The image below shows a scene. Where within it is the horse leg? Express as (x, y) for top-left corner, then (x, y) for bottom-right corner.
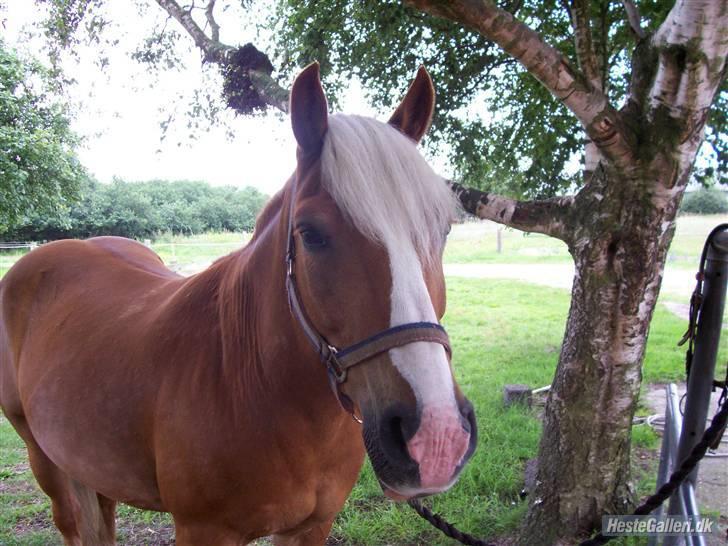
(67, 479), (117, 545)
(272, 517), (335, 546)
(9, 415), (116, 545)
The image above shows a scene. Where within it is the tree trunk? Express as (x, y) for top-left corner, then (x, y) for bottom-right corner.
(520, 165), (682, 543)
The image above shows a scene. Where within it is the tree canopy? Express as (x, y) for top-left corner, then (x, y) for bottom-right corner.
(268, 0), (724, 195)
(0, 39), (86, 232)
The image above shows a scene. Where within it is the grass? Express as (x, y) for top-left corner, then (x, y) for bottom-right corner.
(2, 277), (722, 545)
(149, 231), (252, 266)
(442, 214), (727, 267)
(444, 222), (570, 264)
(667, 214), (728, 267)
(0, 248), (31, 279)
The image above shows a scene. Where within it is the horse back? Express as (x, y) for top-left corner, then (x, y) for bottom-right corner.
(1, 236), (177, 371)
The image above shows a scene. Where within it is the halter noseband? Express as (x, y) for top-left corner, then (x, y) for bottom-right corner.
(284, 179), (452, 420)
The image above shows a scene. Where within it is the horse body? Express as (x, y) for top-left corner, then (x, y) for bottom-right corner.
(0, 65), (476, 545)
(1, 228), (363, 543)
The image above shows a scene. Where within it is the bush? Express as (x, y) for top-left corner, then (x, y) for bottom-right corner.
(680, 188), (728, 214)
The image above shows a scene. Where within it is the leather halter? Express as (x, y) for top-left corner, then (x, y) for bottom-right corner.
(284, 178), (452, 420)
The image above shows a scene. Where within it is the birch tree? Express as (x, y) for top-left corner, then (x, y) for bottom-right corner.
(404, 3), (727, 542)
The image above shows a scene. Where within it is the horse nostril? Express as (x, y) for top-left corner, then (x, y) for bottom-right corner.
(379, 405), (419, 462)
(459, 400), (476, 436)
(388, 416), (406, 448)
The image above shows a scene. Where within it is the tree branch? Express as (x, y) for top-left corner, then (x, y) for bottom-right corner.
(154, 0), (289, 113)
(621, 0), (645, 40)
(205, 0), (220, 43)
(570, 0), (601, 90)
(406, 0), (637, 175)
(157, 0), (220, 59)
(650, 0), (728, 115)
(448, 181), (574, 241)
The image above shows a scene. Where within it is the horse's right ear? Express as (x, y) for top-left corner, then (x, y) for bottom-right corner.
(290, 62), (328, 156)
(388, 66), (435, 144)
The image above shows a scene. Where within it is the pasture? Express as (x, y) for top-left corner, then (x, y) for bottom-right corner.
(0, 214), (726, 545)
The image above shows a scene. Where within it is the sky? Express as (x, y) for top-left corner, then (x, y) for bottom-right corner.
(1, 0), (385, 197)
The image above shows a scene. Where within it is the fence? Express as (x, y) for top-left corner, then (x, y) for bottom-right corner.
(0, 243), (37, 277)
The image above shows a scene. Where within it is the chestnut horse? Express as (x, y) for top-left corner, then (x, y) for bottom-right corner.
(0, 64), (476, 546)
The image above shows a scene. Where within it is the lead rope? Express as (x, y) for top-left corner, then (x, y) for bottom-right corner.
(409, 225), (728, 545)
(407, 499), (496, 546)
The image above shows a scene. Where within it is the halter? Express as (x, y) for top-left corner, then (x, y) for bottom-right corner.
(284, 178), (452, 421)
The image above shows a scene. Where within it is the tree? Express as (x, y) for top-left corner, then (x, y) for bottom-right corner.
(27, 1), (728, 544)
(0, 39), (85, 232)
(680, 187), (728, 214)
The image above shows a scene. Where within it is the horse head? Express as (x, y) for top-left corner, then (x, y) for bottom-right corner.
(286, 63), (477, 501)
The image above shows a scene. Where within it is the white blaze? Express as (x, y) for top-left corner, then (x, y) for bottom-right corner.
(318, 113), (461, 408)
(387, 239), (456, 408)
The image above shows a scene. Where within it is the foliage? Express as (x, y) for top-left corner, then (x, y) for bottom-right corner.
(267, 0), (724, 197)
(27, 1), (726, 197)
(0, 178), (268, 241)
(0, 40), (85, 232)
(679, 187), (728, 215)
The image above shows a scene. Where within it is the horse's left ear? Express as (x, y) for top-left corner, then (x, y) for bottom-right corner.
(290, 62), (329, 156)
(388, 66), (435, 144)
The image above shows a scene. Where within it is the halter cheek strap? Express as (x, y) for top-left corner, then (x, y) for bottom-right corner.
(284, 180), (452, 420)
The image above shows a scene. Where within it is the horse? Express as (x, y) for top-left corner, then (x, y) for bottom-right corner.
(0, 63), (477, 546)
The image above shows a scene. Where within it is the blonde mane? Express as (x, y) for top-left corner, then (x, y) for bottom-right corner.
(320, 114), (458, 262)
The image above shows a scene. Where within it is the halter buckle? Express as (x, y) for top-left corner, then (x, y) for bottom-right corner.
(326, 346), (347, 383)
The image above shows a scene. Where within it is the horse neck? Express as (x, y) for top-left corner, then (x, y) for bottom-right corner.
(213, 183), (343, 421)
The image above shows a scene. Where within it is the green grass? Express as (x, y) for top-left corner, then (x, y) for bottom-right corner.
(668, 214), (728, 267)
(0, 248), (32, 279)
(442, 214), (727, 267)
(2, 278), (719, 545)
(149, 232), (251, 266)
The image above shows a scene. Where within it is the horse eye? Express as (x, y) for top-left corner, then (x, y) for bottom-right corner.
(301, 228), (327, 249)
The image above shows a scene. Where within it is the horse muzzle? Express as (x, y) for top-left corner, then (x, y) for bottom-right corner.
(363, 398), (477, 500)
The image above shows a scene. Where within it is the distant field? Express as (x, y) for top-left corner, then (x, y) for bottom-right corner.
(443, 214), (727, 267)
(2, 214), (724, 277)
(150, 231), (251, 268)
